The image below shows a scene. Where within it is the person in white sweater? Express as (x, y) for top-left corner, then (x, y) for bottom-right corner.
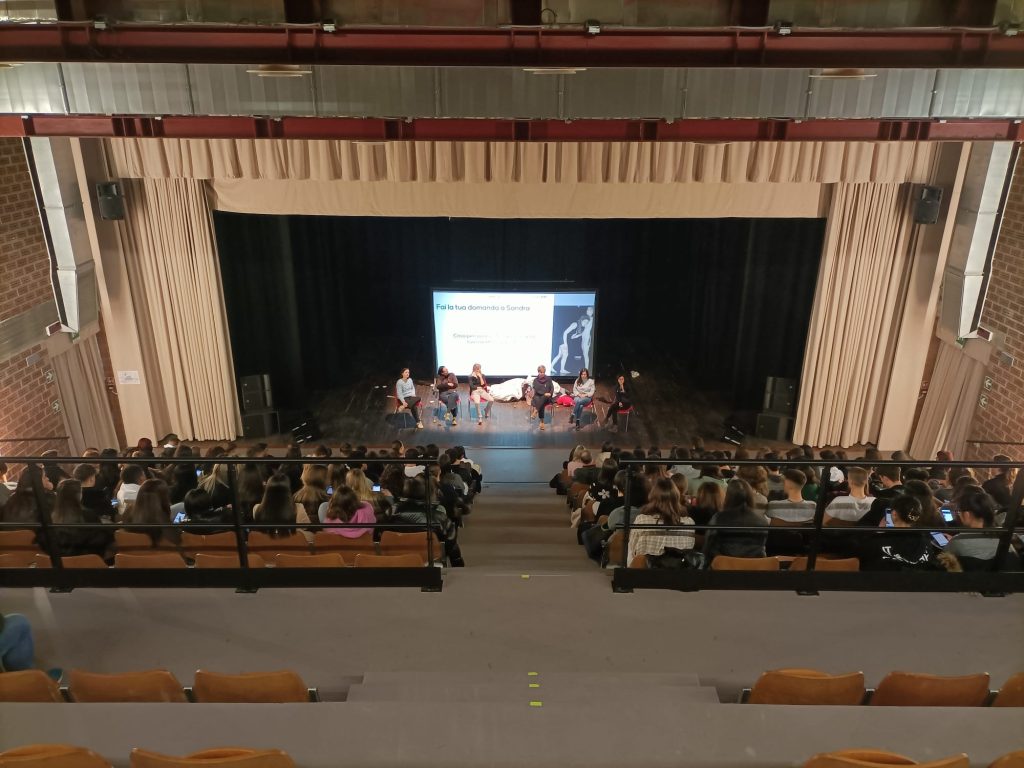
(570, 368), (596, 431)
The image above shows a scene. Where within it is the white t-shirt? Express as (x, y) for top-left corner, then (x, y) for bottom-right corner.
(117, 483), (141, 511)
(825, 494), (875, 522)
(767, 498), (817, 523)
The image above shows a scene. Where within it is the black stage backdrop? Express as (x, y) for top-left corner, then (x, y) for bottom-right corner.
(214, 214), (825, 413)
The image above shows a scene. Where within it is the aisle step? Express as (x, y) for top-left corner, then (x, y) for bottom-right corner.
(345, 681), (720, 704)
(361, 671), (702, 687)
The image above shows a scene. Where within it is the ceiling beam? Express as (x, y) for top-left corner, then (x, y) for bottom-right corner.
(0, 23), (1023, 67)
(1, 115), (1022, 142)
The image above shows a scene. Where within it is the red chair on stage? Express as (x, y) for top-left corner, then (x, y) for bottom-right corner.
(614, 405), (635, 434)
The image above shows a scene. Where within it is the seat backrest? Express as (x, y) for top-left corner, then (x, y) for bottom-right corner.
(193, 553), (264, 569)
(805, 750), (969, 768)
(68, 669), (187, 703)
(628, 554), (648, 568)
(246, 532), (310, 554)
(0, 552), (38, 568)
(114, 530), (176, 552)
(0, 670), (63, 703)
(605, 531), (624, 565)
(313, 531), (376, 555)
(180, 532), (238, 557)
(114, 552), (187, 569)
(790, 557), (860, 571)
(871, 671), (990, 706)
(0, 744), (111, 768)
(274, 552), (346, 568)
(989, 751), (1024, 768)
(353, 553), (424, 568)
(130, 748), (296, 768)
(379, 530), (438, 559)
(0, 530), (40, 552)
(992, 672), (1024, 707)
(192, 670), (309, 703)
(748, 668), (865, 705)
(33, 554), (107, 569)
(711, 555), (780, 571)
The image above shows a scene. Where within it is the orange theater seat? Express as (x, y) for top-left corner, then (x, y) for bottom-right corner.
(870, 671), (990, 707)
(33, 554), (107, 569)
(273, 553), (346, 568)
(192, 670), (310, 703)
(192, 553), (264, 569)
(353, 553), (424, 568)
(711, 555), (780, 571)
(804, 750), (969, 768)
(130, 749), (295, 768)
(0, 744), (111, 768)
(313, 531), (376, 557)
(67, 669), (187, 703)
(748, 669), (865, 705)
(992, 672), (1024, 707)
(0, 670), (63, 703)
(245, 532), (309, 555)
(379, 531), (441, 562)
(180, 532), (239, 558)
(114, 553), (186, 569)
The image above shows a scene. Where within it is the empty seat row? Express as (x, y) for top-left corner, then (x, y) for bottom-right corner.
(743, 669), (1024, 707)
(0, 669), (315, 704)
(0, 745), (294, 768)
(13, 552), (423, 569)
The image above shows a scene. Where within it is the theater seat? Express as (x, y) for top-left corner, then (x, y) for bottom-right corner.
(0, 552), (38, 567)
(711, 555), (780, 571)
(379, 531), (441, 562)
(0, 530), (44, 558)
(804, 750), (969, 768)
(192, 670), (310, 703)
(130, 749), (295, 768)
(245, 532), (310, 555)
(273, 552), (346, 568)
(789, 557), (860, 571)
(870, 671), (990, 707)
(992, 672), (1024, 707)
(180, 532), (239, 559)
(113, 531), (177, 553)
(0, 670), (63, 703)
(313, 531), (375, 557)
(68, 669), (187, 703)
(33, 554), (107, 569)
(193, 553), (264, 569)
(0, 744), (111, 768)
(353, 553), (424, 567)
(990, 751), (1024, 768)
(114, 553), (187, 569)
(747, 669), (865, 705)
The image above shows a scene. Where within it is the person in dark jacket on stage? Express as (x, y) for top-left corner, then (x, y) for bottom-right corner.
(531, 365), (555, 431)
(435, 366), (460, 425)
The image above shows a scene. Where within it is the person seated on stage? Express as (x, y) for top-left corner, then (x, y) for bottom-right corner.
(319, 485), (376, 538)
(254, 472), (313, 542)
(569, 368), (596, 431)
(435, 366), (460, 425)
(388, 476), (464, 566)
(531, 364), (555, 431)
(395, 368), (424, 429)
(571, 450), (600, 486)
(602, 374), (631, 430)
(469, 363), (495, 426)
(706, 479), (769, 560)
(627, 477), (696, 566)
(824, 466), (875, 526)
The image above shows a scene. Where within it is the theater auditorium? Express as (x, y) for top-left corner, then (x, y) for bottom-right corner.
(0, 2), (1023, 767)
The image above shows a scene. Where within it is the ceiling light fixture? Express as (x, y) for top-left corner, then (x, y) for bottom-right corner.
(773, 20), (793, 36)
(809, 68), (878, 79)
(522, 67), (587, 75)
(245, 64), (312, 78)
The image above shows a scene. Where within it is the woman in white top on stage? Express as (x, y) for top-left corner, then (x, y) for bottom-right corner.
(469, 363), (494, 426)
(570, 368), (596, 431)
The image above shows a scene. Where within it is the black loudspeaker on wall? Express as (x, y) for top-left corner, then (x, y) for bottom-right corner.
(96, 181), (125, 221)
(755, 412), (794, 442)
(913, 185), (943, 225)
(240, 374), (273, 412)
(762, 376), (797, 416)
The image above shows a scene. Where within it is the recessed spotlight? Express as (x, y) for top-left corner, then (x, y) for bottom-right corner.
(809, 68), (878, 79)
(245, 64), (312, 78)
(522, 67), (587, 75)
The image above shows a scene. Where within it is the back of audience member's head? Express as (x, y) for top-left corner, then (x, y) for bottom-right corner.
(696, 481), (725, 513)
(256, 473), (297, 535)
(958, 491), (996, 528)
(72, 463), (98, 486)
(891, 450), (910, 462)
(670, 473), (688, 499)
(673, 447), (690, 461)
(642, 477), (682, 525)
(402, 475), (429, 502)
(379, 464), (405, 498)
(312, 444), (332, 458)
(183, 488), (212, 517)
(763, 452), (780, 472)
(126, 479), (172, 543)
(405, 448), (421, 461)
(864, 447), (882, 462)
(902, 480), (941, 526)
(53, 479), (84, 525)
(890, 494), (923, 527)
(300, 464), (328, 491)
(599, 458), (618, 485)
(120, 464), (146, 486)
(947, 466), (974, 486)
(782, 468), (807, 489)
(579, 450), (593, 466)
(846, 466), (869, 488)
(723, 478), (755, 512)
(346, 469), (375, 502)
(903, 467), (929, 482)
(877, 465), (901, 484)
(628, 473), (651, 507)
(601, 441), (614, 454)
(325, 485), (362, 523)
(788, 447), (805, 460)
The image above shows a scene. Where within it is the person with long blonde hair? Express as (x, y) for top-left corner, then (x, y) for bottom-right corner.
(469, 363), (494, 426)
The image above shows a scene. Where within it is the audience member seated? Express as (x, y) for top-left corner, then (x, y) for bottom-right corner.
(122, 478), (179, 546)
(688, 480), (724, 527)
(982, 455), (1015, 516)
(735, 464), (770, 514)
(627, 477), (695, 565)
(293, 464), (329, 525)
(51, 479), (112, 559)
(859, 465), (903, 527)
(1, 464), (54, 547)
(824, 467), (875, 526)
(318, 486), (376, 537)
(197, 464), (234, 509)
(763, 455), (786, 500)
(345, 468), (391, 518)
(0, 462), (10, 509)
(706, 479), (769, 559)
(766, 469), (817, 555)
(282, 444), (303, 493)
(668, 448), (700, 486)
(116, 464), (146, 516)
(179, 488), (234, 534)
(946, 491), (1015, 570)
(386, 476), (464, 566)
(72, 464), (112, 522)
(571, 450), (599, 486)
(902, 479), (944, 527)
(254, 473), (312, 543)
(858, 495), (933, 571)
(582, 472), (651, 563)
(235, 463), (265, 522)
(936, 466), (974, 503)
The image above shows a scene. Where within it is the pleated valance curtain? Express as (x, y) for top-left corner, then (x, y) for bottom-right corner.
(106, 138), (935, 185)
(51, 334), (119, 454)
(909, 339), (989, 459)
(118, 178), (239, 441)
(793, 183), (917, 447)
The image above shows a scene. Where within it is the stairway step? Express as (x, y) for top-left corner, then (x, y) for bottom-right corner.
(361, 670), (702, 687)
(346, 681), (720, 704)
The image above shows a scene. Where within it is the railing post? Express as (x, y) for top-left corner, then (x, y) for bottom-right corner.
(805, 462), (833, 574)
(620, 461), (633, 568)
(991, 462), (1024, 574)
(425, 460), (435, 568)
(226, 462), (250, 570)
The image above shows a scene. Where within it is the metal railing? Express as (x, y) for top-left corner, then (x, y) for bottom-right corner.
(612, 458), (1024, 595)
(0, 455), (450, 592)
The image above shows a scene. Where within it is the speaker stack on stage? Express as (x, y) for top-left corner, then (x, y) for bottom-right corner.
(239, 374), (279, 438)
(755, 376), (796, 442)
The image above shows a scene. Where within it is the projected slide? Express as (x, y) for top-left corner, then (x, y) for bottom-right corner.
(433, 291), (596, 377)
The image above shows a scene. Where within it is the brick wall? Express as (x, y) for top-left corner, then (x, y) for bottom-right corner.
(967, 156), (1024, 461)
(0, 138), (53, 321)
(0, 344), (66, 458)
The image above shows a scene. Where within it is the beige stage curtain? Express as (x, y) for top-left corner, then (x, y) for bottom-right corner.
(209, 179), (829, 218)
(50, 334), (118, 454)
(792, 183), (917, 447)
(118, 178), (239, 441)
(107, 138), (935, 185)
(909, 339), (989, 459)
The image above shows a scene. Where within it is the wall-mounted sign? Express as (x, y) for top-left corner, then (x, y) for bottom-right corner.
(116, 370), (141, 385)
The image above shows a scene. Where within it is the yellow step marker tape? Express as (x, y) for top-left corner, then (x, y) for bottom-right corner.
(529, 701), (543, 707)
(521, 574), (530, 579)
(529, 683), (540, 689)
(527, 672), (539, 677)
